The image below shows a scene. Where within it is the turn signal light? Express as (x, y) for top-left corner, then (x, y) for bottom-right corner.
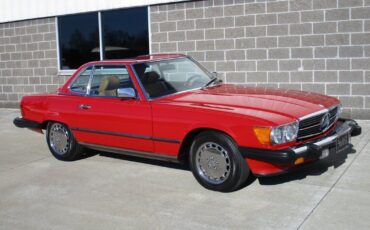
(294, 157), (305, 165)
(253, 127), (271, 145)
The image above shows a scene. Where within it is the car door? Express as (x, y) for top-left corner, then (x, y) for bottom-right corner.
(71, 64), (153, 153)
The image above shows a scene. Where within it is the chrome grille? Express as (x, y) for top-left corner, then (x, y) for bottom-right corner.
(298, 106), (338, 140)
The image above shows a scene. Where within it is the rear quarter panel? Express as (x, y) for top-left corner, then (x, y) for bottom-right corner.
(21, 93), (81, 130)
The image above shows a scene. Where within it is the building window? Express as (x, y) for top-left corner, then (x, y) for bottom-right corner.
(58, 13), (100, 70)
(102, 7), (149, 60)
(57, 7), (149, 71)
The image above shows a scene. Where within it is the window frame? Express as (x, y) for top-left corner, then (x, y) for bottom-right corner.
(68, 64), (140, 100)
(68, 65), (94, 95)
(56, 6), (151, 75)
(130, 57), (214, 101)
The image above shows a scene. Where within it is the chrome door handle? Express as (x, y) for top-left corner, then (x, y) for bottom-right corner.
(79, 104), (91, 110)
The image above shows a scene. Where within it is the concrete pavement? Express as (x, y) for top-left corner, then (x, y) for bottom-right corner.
(0, 109), (369, 230)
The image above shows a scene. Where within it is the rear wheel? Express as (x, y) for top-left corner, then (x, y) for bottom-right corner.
(46, 122), (83, 161)
(189, 131), (250, 192)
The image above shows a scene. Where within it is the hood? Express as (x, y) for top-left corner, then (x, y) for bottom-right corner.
(155, 84), (339, 125)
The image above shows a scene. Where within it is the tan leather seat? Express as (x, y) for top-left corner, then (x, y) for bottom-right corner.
(98, 75), (120, 97)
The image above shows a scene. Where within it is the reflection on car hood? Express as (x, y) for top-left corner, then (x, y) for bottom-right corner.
(155, 84), (339, 122)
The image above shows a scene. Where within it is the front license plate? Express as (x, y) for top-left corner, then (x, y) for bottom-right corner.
(336, 132), (350, 152)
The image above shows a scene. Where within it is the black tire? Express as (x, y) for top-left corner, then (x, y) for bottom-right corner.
(46, 122), (83, 161)
(189, 131), (250, 192)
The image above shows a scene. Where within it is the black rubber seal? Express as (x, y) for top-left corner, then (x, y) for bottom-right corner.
(13, 117), (42, 129)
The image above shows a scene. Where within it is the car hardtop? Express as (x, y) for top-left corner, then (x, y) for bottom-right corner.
(59, 53), (197, 96)
(82, 53), (188, 66)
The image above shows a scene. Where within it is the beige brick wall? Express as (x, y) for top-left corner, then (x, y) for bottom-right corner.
(0, 18), (59, 108)
(1, 0), (370, 119)
(150, 0), (370, 119)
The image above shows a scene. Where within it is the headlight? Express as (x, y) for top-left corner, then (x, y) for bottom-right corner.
(270, 121), (299, 145)
(253, 121), (299, 145)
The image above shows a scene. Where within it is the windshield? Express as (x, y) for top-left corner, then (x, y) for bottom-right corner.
(132, 57), (213, 99)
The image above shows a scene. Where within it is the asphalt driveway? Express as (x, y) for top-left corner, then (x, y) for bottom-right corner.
(0, 109), (369, 230)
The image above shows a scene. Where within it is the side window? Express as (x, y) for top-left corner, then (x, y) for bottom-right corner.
(89, 65), (133, 97)
(69, 66), (92, 94)
(133, 63), (176, 98)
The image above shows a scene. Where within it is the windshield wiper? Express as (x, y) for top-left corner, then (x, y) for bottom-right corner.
(202, 77), (222, 89)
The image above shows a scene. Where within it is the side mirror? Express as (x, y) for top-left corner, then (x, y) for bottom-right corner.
(212, 71), (218, 77)
(117, 87), (136, 99)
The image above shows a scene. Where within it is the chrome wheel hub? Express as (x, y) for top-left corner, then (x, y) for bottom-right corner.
(49, 123), (70, 155)
(195, 142), (231, 184)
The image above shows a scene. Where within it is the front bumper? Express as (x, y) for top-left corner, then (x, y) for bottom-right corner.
(240, 118), (361, 166)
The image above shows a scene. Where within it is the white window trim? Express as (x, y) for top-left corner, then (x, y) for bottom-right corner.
(56, 6), (151, 75)
(148, 6), (151, 55)
(98, 11), (104, 61)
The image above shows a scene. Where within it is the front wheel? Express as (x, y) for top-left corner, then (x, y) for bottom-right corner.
(189, 131), (250, 192)
(46, 122), (83, 161)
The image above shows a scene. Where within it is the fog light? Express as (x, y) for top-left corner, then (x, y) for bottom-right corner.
(294, 157), (305, 165)
(320, 148), (329, 159)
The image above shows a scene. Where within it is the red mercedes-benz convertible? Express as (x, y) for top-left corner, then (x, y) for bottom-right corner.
(14, 54), (361, 192)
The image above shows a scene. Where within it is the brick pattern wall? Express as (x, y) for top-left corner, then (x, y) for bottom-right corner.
(150, 0), (370, 119)
(0, 18), (59, 108)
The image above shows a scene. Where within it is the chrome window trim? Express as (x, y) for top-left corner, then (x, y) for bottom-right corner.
(89, 64), (141, 100)
(86, 65), (95, 95)
(67, 65), (92, 95)
(188, 56), (215, 78)
(134, 55), (187, 64)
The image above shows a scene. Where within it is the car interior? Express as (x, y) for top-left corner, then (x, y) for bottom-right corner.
(97, 75), (120, 97)
(134, 63), (176, 98)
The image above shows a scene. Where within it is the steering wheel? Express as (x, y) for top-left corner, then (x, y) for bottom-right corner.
(185, 74), (204, 87)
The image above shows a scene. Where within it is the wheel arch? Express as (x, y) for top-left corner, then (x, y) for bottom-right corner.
(41, 120), (51, 129)
(41, 119), (69, 130)
(177, 127), (237, 164)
